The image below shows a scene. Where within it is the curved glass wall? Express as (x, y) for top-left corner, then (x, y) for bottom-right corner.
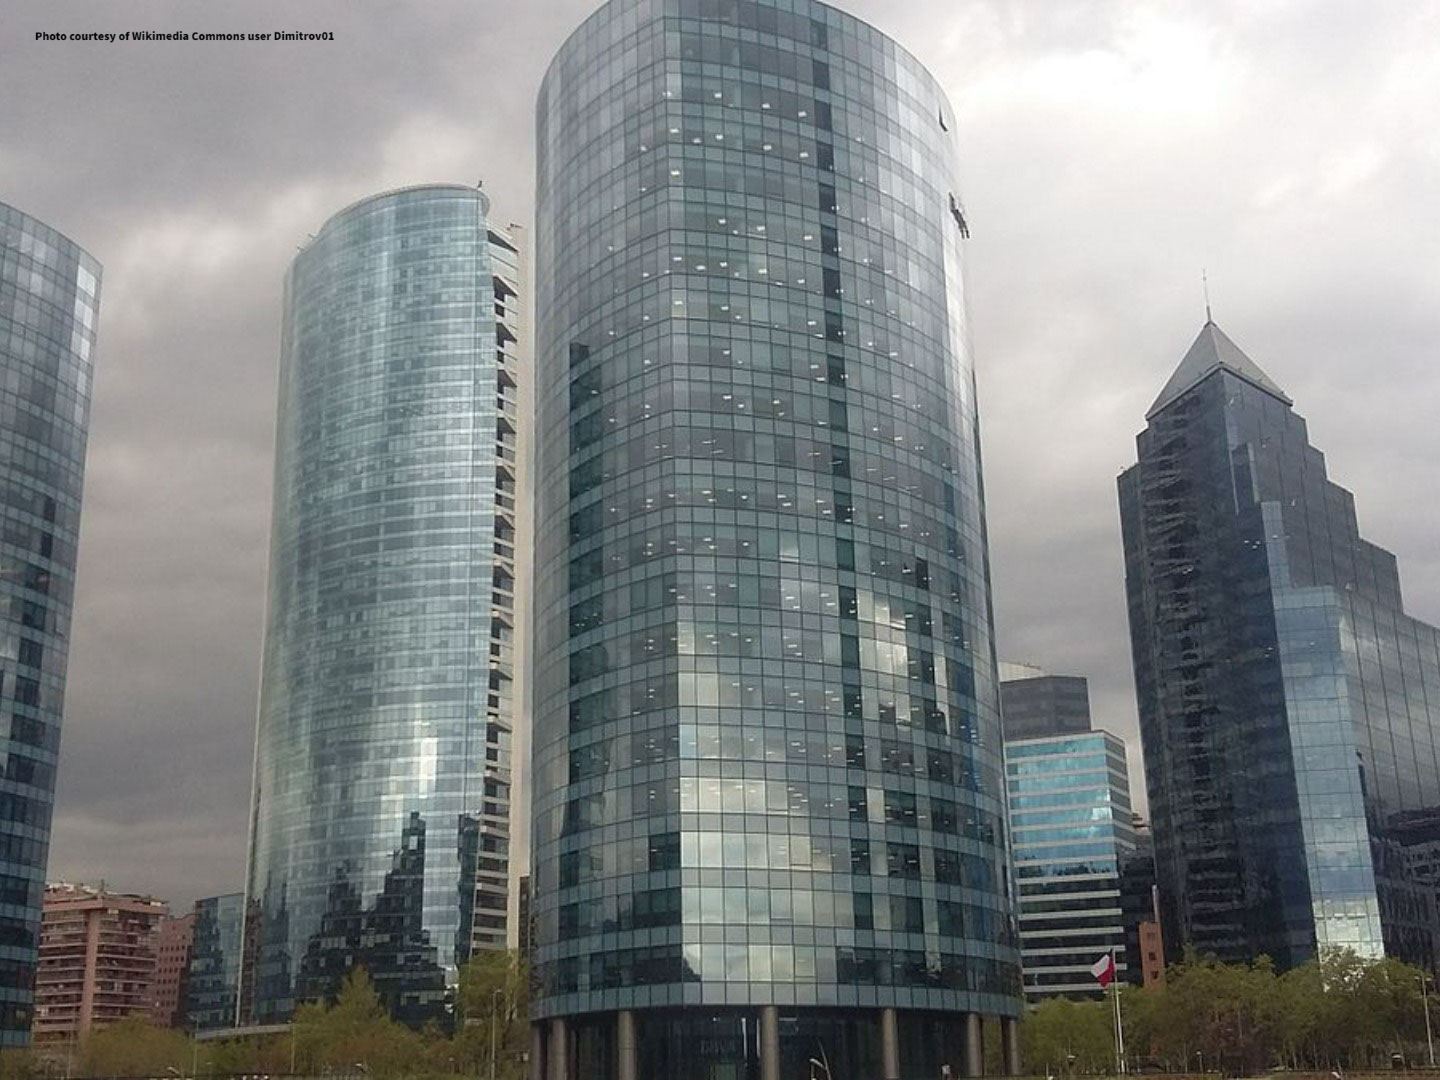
(245, 185), (521, 1025)
(0, 203), (98, 1047)
(532, 1), (1020, 1074)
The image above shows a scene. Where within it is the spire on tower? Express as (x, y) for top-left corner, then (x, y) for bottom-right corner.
(1147, 320), (1291, 419)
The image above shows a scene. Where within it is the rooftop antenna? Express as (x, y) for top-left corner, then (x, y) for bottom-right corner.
(1202, 269), (1213, 323)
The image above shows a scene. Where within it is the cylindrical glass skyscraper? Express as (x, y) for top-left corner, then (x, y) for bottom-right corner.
(244, 185), (523, 1026)
(0, 203), (99, 1048)
(531, 3), (1020, 1077)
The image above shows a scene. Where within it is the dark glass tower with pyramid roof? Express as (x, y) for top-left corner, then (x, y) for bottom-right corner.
(1120, 320), (1440, 970)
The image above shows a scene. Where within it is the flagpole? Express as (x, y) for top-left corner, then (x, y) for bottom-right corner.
(1111, 947), (1126, 1076)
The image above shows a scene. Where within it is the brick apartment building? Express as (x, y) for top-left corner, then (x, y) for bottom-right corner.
(150, 912), (194, 1027)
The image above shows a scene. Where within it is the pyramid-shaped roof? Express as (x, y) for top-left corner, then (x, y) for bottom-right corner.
(1146, 321), (1291, 419)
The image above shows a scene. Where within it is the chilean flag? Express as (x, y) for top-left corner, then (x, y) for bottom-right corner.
(1091, 951), (1117, 988)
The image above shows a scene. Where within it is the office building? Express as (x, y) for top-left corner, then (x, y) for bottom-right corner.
(1000, 668), (1137, 1000)
(998, 663), (1093, 741)
(0, 203), (100, 1047)
(530, 2), (1021, 1077)
(1119, 818), (1165, 988)
(32, 884), (165, 1042)
(1120, 319), (1440, 969)
(243, 185), (525, 1025)
(149, 911), (194, 1027)
(187, 893), (244, 1032)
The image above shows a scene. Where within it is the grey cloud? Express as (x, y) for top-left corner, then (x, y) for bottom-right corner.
(2, 0), (1436, 906)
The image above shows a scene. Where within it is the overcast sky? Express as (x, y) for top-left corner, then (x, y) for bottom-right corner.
(3, 0), (1437, 910)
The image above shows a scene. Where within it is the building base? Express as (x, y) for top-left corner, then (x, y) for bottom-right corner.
(532, 1005), (1018, 1079)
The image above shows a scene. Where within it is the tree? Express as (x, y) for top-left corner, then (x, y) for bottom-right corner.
(0, 1047), (44, 1080)
(79, 1015), (193, 1077)
(294, 966), (420, 1075)
(1352, 954), (1428, 1065)
(1260, 948), (1430, 1069)
(1021, 996), (1114, 1075)
(1113, 946), (1435, 1072)
(1122, 949), (1284, 1074)
(454, 950), (530, 1080)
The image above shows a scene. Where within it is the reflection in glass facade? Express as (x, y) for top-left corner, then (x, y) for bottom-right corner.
(0, 203), (98, 1047)
(531, 2), (1021, 1076)
(244, 186), (523, 1026)
(1121, 320), (1440, 971)
(1006, 730), (1135, 1000)
(188, 893), (244, 1032)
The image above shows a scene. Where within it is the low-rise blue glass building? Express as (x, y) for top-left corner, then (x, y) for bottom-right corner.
(1006, 730), (1136, 999)
(187, 893), (244, 1032)
(1120, 320), (1440, 969)
(0, 203), (99, 1047)
(243, 185), (524, 1025)
(530, 1), (1022, 1077)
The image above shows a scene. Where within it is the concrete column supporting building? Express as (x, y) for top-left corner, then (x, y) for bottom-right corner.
(547, 1017), (568, 1080)
(529, 1023), (545, 1080)
(1002, 1015), (1022, 1076)
(617, 1009), (637, 1080)
(963, 1012), (984, 1078)
(760, 1005), (780, 1080)
(880, 1007), (901, 1079)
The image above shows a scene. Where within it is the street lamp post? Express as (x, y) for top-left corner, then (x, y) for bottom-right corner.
(1421, 972), (1435, 1068)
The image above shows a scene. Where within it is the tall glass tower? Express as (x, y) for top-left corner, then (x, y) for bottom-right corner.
(244, 185), (524, 1025)
(531, 3), (1021, 1077)
(0, 203), (98, 1047)
(1120, 319), (1440, 971)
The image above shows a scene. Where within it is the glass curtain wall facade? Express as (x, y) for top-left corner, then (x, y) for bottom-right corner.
(532, 2), (1021, 1078)
(188, 893), (244, 1032)
(244, 185), (523, 1026)
(1006, 731), (1135, 1000)
(1120, 319), (1440, 970)
(0, 203), (98, 1047)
